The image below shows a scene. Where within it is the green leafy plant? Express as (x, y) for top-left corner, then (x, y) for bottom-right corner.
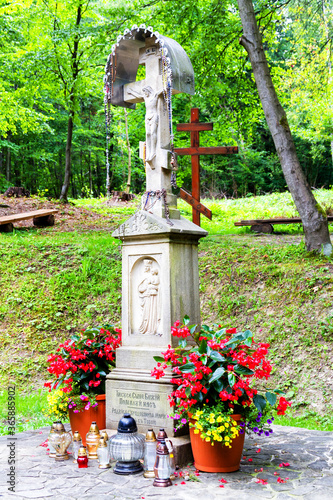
(44, 325), (121, 418)
(152, 317), (291, 445)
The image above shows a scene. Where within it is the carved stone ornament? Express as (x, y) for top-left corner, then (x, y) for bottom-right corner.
(112, 211), (165, 238)
(138, 258), (161, 335)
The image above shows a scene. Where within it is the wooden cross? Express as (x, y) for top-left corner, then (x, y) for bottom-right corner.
(174, 108), (238, 226)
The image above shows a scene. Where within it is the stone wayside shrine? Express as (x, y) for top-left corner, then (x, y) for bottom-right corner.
(104, 25), (207, 438)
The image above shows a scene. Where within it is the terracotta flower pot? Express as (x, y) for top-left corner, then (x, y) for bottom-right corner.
(68, 394), (106, 445)
(189, 414), (245, 472)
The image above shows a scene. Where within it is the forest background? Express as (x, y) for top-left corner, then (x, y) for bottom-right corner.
(1, 0), (333, 200)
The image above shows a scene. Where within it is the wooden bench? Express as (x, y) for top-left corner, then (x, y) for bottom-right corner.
(234, 216), (333, 233)
(0, 209), (58, 232)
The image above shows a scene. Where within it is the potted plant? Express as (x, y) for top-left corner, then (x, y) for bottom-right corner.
(152, 317), (291, 472)
(44, 325), (121, 444)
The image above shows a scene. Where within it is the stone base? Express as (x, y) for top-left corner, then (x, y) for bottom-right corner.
(104, 429), (193, 468)
(106, 372), (186, 437)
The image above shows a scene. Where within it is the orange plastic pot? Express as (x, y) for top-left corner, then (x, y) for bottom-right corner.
(68, 394), (106, 445)
(189, 414), (245, 472)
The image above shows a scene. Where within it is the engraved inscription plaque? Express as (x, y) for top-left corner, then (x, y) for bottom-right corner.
(110, 388), (168, 427)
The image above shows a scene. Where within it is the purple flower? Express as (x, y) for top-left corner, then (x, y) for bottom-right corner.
(267, 419), (272, 424)
(240, 422), (246, 427)
(256, 418), (261, 422)
(265, 431), (270, 436)
(239, 429), (244, 434)
(253, 427), (259, 433)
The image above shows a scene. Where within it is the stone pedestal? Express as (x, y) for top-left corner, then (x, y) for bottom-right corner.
(106, 210), (207, 436)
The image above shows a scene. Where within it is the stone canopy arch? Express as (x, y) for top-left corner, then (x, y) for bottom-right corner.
(104, 24), (195, 109)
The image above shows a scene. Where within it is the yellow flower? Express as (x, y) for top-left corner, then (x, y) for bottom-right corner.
(217, 416), (223, 423)
(194, 429), (200, 434)
(225, 423), (229, 428)
(209, 418), (215, 424)
(207, 430), (211, 436)
(218, 426), (225, 432)
(205, 437), (211, 442)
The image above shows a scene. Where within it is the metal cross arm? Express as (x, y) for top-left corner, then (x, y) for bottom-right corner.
(174, 108), (238, 226)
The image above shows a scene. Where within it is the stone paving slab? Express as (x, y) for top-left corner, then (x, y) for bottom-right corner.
(0, 425), (332, 500)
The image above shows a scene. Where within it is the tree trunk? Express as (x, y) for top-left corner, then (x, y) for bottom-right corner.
(6, 146), (11, 182)
(237, 0), (332, 255)
(59, 2), (82, 203)
(60, 110), (74, 201)
(124, 108), (131, 194)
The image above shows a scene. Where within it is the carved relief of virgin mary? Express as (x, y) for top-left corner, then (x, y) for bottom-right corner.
(138, 259), (161, 335)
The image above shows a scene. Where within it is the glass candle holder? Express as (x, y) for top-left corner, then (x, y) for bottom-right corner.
(97, 437), (111, 468)
(72, 431), (82, 464)
(109, 414), (145, 475)
(153, 439), (172, 487)
(143, 429), (157, 478)
(48, 422), (60, 458)
(48, 422), (72, 461)
(77, 446), (88, 468)
(100, 430), (110, 463)
(157, 429), (175, 480)
(86, 421), (100, 459)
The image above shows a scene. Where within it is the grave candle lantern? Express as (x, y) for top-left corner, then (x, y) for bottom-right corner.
(77, 445), (88, 468)
(97, 437), (111, 468)
(48, 422), (72, 461)
(86, 421), (100, 459)
(109, 414), (145, 475)
(100, 430), (111, 463)
(143, 429), (157, 478)
(157, 428), (175, 480)
(47, 422), (60, 458)
(72, 431), (82, 463)
(153, 439), (172, 487)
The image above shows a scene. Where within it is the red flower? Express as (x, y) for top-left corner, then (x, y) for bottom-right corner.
(277, 397), (292, 415)
(256, 478), (267, 485)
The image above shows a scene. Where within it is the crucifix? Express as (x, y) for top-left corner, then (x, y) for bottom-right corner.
(122, 39), (175, 197)
(174, 108), (239, 226)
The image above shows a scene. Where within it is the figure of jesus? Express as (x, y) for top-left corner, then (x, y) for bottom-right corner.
(126, 85), (163, 166)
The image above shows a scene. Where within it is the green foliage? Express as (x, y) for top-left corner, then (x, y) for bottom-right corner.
(0, 389), (52, 435)
(1, 0), (333, 198)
